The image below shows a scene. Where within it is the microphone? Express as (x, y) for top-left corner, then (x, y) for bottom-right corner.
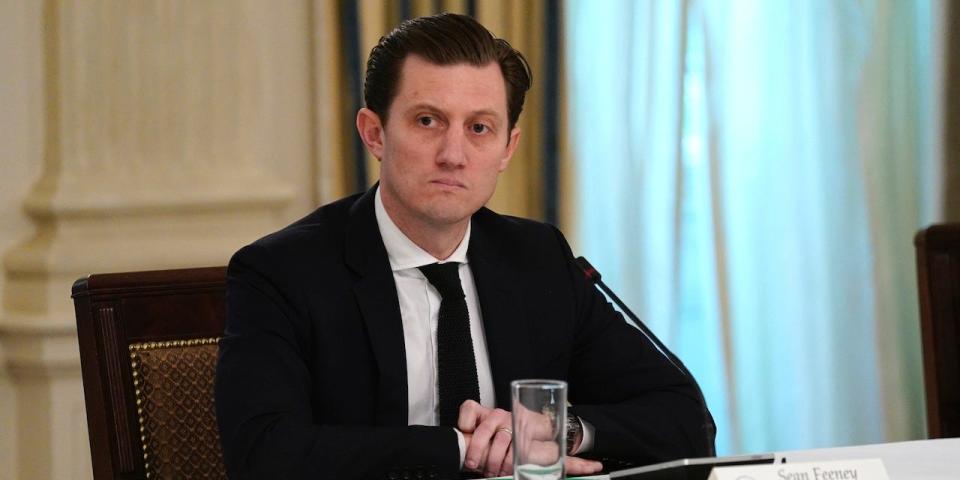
(574, 256), (717, 457)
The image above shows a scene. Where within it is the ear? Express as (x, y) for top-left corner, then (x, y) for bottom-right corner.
(356, 108), (385, 160)
(498, 127), (521, 172)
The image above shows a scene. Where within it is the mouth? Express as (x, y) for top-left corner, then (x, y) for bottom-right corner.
(430, 178), (466, 189)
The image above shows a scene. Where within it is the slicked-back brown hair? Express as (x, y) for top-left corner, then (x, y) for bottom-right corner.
(363, 13), (532, 131)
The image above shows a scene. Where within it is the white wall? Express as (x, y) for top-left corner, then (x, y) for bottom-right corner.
(0, 1), (45, 478)
(0, 1), (318, 478)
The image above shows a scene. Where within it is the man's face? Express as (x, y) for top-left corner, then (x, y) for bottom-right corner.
(357, 55), (520, 234)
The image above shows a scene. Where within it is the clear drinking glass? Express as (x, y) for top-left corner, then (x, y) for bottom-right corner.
(511, 379), (567, 480)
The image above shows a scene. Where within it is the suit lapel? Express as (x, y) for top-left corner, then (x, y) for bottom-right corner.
(345, 187), (408, 426)
(469, 212), (536, 409)
(344, 193), (536, 419)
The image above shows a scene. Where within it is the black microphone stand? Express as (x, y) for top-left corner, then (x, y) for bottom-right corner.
(575, 256), (717, 457)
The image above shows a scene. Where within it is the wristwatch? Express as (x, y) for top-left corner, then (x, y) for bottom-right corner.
(566, 414), (583, 454)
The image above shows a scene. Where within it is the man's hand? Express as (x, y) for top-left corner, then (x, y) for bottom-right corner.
(566, 456), (605, 476)
(458, 400), (513, 477)
(457, 400), (603, 477)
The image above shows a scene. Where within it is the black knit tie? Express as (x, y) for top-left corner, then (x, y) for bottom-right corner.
(418, 262), (480, 427)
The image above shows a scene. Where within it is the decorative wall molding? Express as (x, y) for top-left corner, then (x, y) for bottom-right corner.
(0, 1), (311, 478)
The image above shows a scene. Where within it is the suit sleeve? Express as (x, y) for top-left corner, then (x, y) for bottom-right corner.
(215, 244), (461, 480)
(549, 228), (716, 464)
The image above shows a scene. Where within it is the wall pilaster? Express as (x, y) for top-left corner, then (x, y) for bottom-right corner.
(0, 1), (311, 478)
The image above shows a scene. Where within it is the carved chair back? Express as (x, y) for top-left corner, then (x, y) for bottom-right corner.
(73, 267), (228, 479)
(915, 224), (960, 438)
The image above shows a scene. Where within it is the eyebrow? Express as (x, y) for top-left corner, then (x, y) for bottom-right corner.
(406, 103), (502, 119)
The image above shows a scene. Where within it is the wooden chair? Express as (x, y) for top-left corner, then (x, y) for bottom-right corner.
(915, 224), (960, 438)
(72, 267), (228, 479)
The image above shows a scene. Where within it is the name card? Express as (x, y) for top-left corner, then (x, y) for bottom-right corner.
(708, 458), (888, 480)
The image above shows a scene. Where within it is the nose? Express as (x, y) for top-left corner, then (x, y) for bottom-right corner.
(436, 127), (467, 168)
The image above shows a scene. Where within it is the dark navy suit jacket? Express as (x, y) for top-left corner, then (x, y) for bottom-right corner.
(215, 187), (711, 479)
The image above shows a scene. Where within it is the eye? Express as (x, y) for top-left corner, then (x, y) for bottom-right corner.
(417, 116), (435, 127)
(470, 123), (489, 134)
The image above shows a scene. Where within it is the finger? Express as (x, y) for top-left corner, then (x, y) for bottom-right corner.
(513, 406), (557, 441)
(457, 399), (486, 433)
(528, 411), (556, 440)
(469, 408), (510, 453)
(461, 432), (488, 473)
(464, 408), (511, 471)
(484, 428), (512, 477)
(462, 439), (486, 472)
(524, 439), (561, 465)
(566, 456), (604, 475)
(499, 444), (514, 477)
(463, 422), (489, 471)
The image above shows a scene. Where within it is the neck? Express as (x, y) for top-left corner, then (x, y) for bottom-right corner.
(403, 220), (468, 261)
(381, 199), (468, 262)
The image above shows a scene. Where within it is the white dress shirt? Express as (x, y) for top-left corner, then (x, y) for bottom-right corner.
(374, 188), (496, 463)
(374, 187), (593, 461)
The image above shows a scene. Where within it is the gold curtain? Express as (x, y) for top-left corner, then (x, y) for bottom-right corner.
(310, 0), (563, 223)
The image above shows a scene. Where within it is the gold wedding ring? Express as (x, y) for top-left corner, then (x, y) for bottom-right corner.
(496, 427), (513, 436)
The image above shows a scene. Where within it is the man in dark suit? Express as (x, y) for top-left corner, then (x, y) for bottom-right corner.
(216, 13), (713, 480)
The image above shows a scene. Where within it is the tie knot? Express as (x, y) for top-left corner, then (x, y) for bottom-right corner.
(418, 262), (463, 297)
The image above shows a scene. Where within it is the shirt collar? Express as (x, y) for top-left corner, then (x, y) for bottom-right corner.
(375, 186), (470, 272)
